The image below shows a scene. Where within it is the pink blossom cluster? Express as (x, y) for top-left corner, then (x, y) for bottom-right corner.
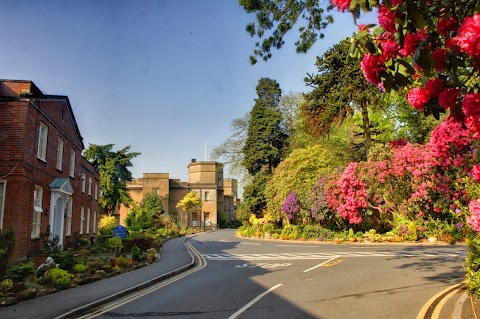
(329, 0), (480, 135)
(323, 119), (475, 225)
(468, 199), (480, 232)
(335, 162), (367, 224)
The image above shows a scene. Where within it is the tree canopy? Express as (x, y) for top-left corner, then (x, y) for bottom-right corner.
(243, 78), (288, 175)
(84, 144), (140, 215)
(176, 191), (202, 213)
(239, 0), (335, 64)
(303, 37), (381, 159)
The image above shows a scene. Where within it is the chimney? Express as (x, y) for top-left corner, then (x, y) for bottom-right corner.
(191, 158), (196, 163)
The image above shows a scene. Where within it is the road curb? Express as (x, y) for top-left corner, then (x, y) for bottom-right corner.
(416, 283), (464, 319)
(54, 236), (196, 319)
(236, 234), (457, 246)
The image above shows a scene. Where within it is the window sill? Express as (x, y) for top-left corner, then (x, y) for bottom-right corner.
(30, 236), (40, 240)
(37, 157), (47, 163)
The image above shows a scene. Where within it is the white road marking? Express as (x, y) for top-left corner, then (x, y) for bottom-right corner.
(228, 284), (283, 319)
(303, 256), (340, 273)
(240, 242), (262, 245)
(203, 251), (465, 261)
(235, 263), (292, 269)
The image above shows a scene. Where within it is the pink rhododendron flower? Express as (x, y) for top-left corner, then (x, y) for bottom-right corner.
(391, 0), (403, 5)
(380, 38), (399, 58)
(433, 48), (448, 72)
(456, 14), (480, 58)
(378, 5), (396, 32)
(360, 53), (386, 85)
(407, 87), (429, 110)
(462, 93), (480, 118)
(400, 31), (427, 57)
(425, 78), (445, 98)
(437, 17), (457, 36)
(468, 199), (480, 233)
(472, 165), (480, 182)
(332, 0), (351, 12)
(438, 88), (460, 110)
(445, 38), (459, 51)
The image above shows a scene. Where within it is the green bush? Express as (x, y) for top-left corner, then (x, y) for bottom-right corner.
(301, 224), (334, 240)
(131, 245), (141, 261)
(71, 263), (89, 274)
(48, 268), (73, 289)
(80, 238), (91, 246)
(107, 237), (124, 250)
(115, 256), (130, 268)
(51, 251), (75, 271)
(7, 262), (36, 282)
(281, 225), (302, 239)
(0, 227), (15, 276)
(124, 237), (153, 252)
(86, 258), (105, 272)
(0, 227), (15, 272)
(0, 278), (14, 294)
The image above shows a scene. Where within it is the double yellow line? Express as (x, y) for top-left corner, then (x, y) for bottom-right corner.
(77, 241), (207, 319)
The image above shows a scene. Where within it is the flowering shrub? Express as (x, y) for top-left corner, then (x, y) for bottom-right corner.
(265, 145), (347, 222)
(322, 119), (475, 229)
(281, 191), (301, 220)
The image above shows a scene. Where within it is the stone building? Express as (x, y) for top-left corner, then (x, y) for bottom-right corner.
(0, 80), (100, 261)
(119, 160), (238, 229)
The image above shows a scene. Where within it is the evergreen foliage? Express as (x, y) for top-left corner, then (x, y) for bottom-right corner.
(243, 78), (288, 175)
(84, 144), (140, 215)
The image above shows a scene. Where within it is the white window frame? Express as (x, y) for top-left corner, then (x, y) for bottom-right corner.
(88, 177), (92, 196)
(32, 185), (43, 238)
(0, 180), (6, 230)
(37, 122), (48, 161)
(86, 208), (91, 234)
(80, 206), (84, 234)
(94, 184), (98, 200)
(56, 138), (64, 170)
(70, 150), (76, 177)
(93, 211), (97, 233)
(66, 197), (73, 236)
(81, 175), (86, 193)
(204, 191), (209, 201)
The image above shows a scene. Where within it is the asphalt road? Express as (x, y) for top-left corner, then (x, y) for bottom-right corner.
(76, 230), (467, 319)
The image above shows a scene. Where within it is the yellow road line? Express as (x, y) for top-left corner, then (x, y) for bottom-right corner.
(416, 283), (463, 319)
(77, 241), (207, 319)
(431, 286), (462, 319)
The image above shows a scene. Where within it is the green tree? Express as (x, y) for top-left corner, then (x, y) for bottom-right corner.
(142, 191), (164, 226)
(243, 171), (270, 215)
(239, 0), (335, 64)
(242, 78), (289, 215)
(243, 78), (288, 175)
(84, 144), (140, 215)
(125, 191), (164, 230)
(176, 192), (202, 213)
(302, 38), (381, 160)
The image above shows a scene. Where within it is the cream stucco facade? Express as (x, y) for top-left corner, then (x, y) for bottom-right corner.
(118, 160), (237, 229)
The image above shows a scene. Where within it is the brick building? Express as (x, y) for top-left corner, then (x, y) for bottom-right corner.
(119, 160), (238, 229)
(0, 80), (100, 261)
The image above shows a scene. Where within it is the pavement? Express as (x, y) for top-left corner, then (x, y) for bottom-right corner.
(0, 236), (195, 319)
(0, 233), (478, 319)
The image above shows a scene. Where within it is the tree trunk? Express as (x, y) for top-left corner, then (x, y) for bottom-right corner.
(361, 100), (372, 161)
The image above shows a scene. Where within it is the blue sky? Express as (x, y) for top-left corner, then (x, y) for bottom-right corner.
(0, 1), (372, 182)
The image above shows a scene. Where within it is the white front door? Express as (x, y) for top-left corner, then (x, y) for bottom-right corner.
(49, 192), (69, 248)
